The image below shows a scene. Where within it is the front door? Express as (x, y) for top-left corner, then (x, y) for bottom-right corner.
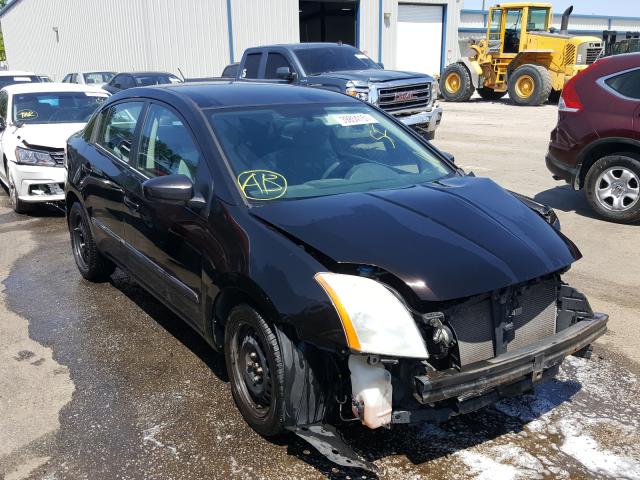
(121, 102), (209, 328)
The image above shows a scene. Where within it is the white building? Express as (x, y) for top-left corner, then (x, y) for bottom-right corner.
(0, 0), (463, 81)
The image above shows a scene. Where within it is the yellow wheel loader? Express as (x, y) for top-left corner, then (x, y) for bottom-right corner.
(441, 3), (603, 106)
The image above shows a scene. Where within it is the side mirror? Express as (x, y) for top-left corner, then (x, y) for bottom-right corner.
(0, 117), (6, 131)
(142, 174), (193, 204)
(276, 66), (297, 82)
(377, 62), (385, 69)
(442, 151), (455, 163)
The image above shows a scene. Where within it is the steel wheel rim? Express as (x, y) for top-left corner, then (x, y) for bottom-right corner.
(71, 213), (90, 269)
(445, 72), (461, 94)
(515, 75), (535, 98)
(595, 166), (640, 212)
(231, 323), (273, 416)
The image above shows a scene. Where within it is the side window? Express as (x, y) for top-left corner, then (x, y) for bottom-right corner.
(264, 53), (293, 79)
(70, 74), (78, 83)
(96, 102), (143, 163)
(136, 104), (200, 180)
(605, 69), (640, 99)
(121, 75), (135, 89)
(241, 53), (261, 79)
(0, 92), (7, 119)
(111, 74), (125, 88)
(62, 74), (71, 83)
(503, 9), (522, 53)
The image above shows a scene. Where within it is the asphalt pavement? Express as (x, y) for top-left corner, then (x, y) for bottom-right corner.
(1, 98), (639, 480)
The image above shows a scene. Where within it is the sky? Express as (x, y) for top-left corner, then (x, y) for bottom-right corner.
(463, 0), (640, 17)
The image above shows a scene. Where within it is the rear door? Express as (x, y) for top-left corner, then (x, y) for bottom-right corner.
(120, 101), (210, 328)
(83, 100), (145, 258)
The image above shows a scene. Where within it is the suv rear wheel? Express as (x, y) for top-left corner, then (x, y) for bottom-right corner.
(585, 154), (640, 224)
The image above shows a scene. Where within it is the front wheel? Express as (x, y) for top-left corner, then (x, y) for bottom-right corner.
(439, 63), (474, 102)
(584, 154), (640, 224)
(8, 174), (29, 214)
(68, 202), (116, 281)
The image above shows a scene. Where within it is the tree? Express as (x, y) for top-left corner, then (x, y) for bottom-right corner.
(0, 0), (7, 62)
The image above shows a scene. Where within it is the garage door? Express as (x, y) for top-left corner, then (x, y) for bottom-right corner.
(396, 4), (443, 76)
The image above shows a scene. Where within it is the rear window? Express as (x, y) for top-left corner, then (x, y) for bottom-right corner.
(134, 74), (182, 86)
(241, 53), (261, 79)
(12, 91), (108, 124)
(0, 75), (41, 88)
(605, 68), (640, 99)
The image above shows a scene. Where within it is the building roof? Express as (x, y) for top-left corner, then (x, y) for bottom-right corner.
(2, 82), (108, 95)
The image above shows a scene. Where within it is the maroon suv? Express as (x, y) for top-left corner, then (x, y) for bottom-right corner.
(546, 53), (640, 223)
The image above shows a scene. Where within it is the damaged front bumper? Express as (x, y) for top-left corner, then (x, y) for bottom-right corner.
(396, 313), (607, 424)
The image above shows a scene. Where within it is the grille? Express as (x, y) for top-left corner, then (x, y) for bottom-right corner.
(585, 47), (601, 64)
(446, 279), (558, 367)
(377, 83), (431, 113)
(49, 151), (65, 166)
(564, 44), (576, 66)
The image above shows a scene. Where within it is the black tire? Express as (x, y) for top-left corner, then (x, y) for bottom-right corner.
(224, 305), (326, 437)
(424, 131), (435, 141)
(548, 89), (561, 104)
(8, 174), (30, 214)
(439, 63), (474, 102)
(584, 154), (640, 224)
(477, 87), (507, 101)
(68, 202), (116, 281)
(507, 64), (552, 106)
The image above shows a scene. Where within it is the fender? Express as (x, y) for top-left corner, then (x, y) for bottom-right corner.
(459, 58), (483, 89)
(575, 136), (640, 188)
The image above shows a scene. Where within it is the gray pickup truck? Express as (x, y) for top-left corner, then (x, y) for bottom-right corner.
(230, 42), (443, 139)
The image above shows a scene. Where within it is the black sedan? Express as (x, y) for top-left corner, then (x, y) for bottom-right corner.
(102, 71), (182, 94)
(65, 82), (607, 470)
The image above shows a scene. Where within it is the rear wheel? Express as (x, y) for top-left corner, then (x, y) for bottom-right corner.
(507, 64), (552, 106)
(68, 202), (116, 281)
(476, 87), (507, 101)
(585, 154), (640, 224)
(440, 63), (474, 102)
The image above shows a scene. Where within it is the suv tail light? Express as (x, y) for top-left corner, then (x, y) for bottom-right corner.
(559, 74), (583, 113)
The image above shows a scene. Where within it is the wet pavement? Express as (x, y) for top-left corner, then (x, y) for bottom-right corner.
(1, 196), (639, 480)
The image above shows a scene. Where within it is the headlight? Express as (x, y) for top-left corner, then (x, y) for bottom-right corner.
(315, 272), (428, 358)
(345, 81), (369, 102)
(15, 146), (56, 166)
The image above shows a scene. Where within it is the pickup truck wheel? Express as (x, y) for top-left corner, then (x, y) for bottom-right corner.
(585, 154), (640, 224)
(440, 63), (474, 102)
(477, 87), (507, 100)
(507, 64), (552, 106)
(225, 305), (326, 437)
(68, 202), (116, 281)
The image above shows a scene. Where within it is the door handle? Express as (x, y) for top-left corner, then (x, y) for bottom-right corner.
(123, 196), (140, 212)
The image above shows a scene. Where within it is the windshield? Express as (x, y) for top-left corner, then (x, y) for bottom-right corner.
(134, 74), (182, 86)
(209, 103), (453, 202)
(83, 72), (115, 84)
(527, 7), (549, 31)
(294, 46), (379, 75)
(12, 91), (108, 124)
(0, 75), (41, 89)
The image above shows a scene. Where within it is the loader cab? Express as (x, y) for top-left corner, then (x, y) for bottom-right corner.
(486, 4), (551, 55)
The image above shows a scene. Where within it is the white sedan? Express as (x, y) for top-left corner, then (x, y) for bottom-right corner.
(0, 83), (109, 213)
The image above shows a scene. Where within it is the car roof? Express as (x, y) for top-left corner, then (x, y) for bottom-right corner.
(0, 70), (37, 76)
(2, 82), (109, 95)
(127, 81), (359, 110)
(249, 42), (357, 50)
(116, 71), (177, 77)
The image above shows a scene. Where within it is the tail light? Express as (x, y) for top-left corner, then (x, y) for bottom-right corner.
(559, 74), (583, 113)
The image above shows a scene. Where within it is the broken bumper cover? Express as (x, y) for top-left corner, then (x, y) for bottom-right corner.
(414, 313), (608, 406)
(397, 105), (443, 132)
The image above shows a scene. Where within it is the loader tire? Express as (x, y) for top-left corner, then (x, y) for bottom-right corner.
(508, 64), (552, 106)
(477, 87), (507, 101)
(440, 63), (474, 102)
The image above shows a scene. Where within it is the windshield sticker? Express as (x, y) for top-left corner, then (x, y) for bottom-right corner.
(16, 109), (38, 120)
(237, 170), (288, 200)
(369, 124), (396, 149)
(14, 77), (32, 82)
(355, 54), (369, 60)
(84, 92), (107, 98)
(329, 113), (378, 127)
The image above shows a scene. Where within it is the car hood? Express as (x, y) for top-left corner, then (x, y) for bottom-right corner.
(251, 176), (580, 302)
(320, 69), (433, 83)
(14, 123), (86, 150)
